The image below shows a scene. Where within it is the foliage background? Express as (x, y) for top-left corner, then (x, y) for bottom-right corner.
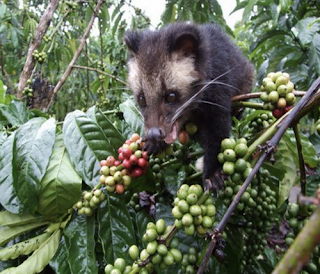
(0, 0), (320, 273)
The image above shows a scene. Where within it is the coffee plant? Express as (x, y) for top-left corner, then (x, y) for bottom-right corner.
(1, 0), (320, 274)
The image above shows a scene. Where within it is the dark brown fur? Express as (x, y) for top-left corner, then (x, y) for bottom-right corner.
(125, 22), (254, 190)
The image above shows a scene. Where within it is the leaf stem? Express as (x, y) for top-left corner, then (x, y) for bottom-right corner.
(186, 172), (202, 181)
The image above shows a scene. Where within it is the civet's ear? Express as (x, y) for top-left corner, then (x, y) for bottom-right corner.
(124, 31), (141, 56)
(167, 24), (200, 57)
(172, 32), (199, 56)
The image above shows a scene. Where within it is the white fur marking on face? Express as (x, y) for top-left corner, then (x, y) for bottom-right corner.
(165, 53), (199, 93)
(128, 59), (141, 94)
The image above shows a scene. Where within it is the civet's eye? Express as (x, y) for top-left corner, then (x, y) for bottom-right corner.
(166, 92), (177, 103)
(138, 94), (146, 107)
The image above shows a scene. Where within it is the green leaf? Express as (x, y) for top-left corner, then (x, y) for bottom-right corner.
(250, 30), (288, 53)
(0, 210), (41, 226)
(0, 100), (29, 126)
(86, 106), (125, 156)
(161, 0), (176, 23)
(37, 135), (82, 217)
(0, 4), (7, 19)
(98, 195), (136, 263)
(64, 214), (98, 274)
(111, 2), (123, 21)
(13, 118), (56, 214)
(270, 3), (280, 24)
(309, 33), (320, 75)
(0, 229), (62, 274)
(293, 17), (320, 46)
(279, 0), (292, 12)
(0, 232), (51, 260)
(119, 96), (144, 137)
(0, 221), (49, 247)
(275, 134), (298, 207)
(263, 247), (279, 267)
(0, 132), (24, 213)
(156, 202), (175, 225)
(164, 165), (186, 196)
(306, 173), (320, 197)
(49, 237), (71, 274)
(285, 129), (318, 168)
(129, 168), (156, 193)
(63, 110), (114, 188)
(128, 208), (152, 249)
(99, 5), (110, 33)
(268, 45), (303, 72)
(242, 0), (257, 22)
(10, 27), (19, 48)
(112, 12), (123, 36)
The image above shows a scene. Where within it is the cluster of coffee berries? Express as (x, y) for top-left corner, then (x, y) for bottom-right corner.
(178, 122), (198, 146)
(97, 60), (107, 71)
(148, 156), (163, 191)
(128, 192), (141, 212)
(285, 202), (319, 274)
(99, 74), (105, 82)
(285, 202), (318, 240)
(43, 34), (52, 43)
(218, 137), (251, 178)
(32, 50), (47, 64)
(104, 258), (132, 274)
(22, 79), (33, 98)
(75, 188), (105, 216)
(246, 112), (275, 137)
(236, 170), (278, 272)
(172, 184), (216, 236)
(127, 219), (182, 273)
(99, 133), (148, 194)
(260, 71), (296, 118)
(181, 247), (199, 274)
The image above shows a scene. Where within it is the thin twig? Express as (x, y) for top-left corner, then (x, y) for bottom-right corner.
(72, 65), (128, 86)
(45, 0), (104, 112)
(293, 125), (306, 195)
(233, 101), (264, 109)
(231, 90), (306, 102)
(17, 0), (60, 97)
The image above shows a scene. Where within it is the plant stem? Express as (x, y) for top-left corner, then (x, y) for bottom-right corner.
(161, 158), (179, 168)
(71, 65), (128, 86)
(231, 90), (306, 102)
(186, 172), (202, 181)
(17, 0), (60, 97)
(187, 150), (204, 159)
(293, 124), (306, 195)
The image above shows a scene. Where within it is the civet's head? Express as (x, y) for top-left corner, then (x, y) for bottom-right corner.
(124, 23), (206, 154)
